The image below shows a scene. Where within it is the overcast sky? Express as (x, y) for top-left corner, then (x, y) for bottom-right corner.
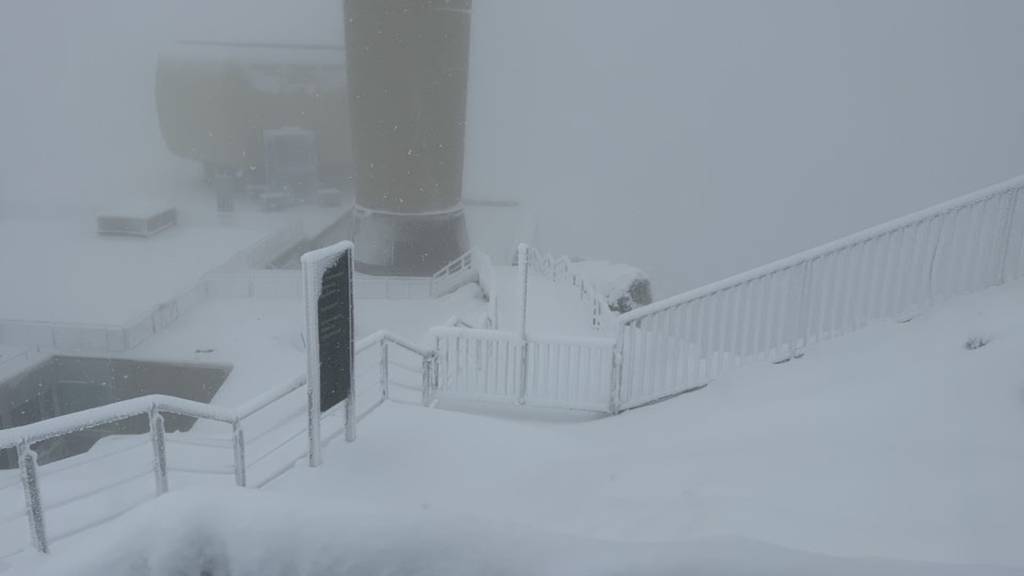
(465, 0), (1024, 292)
(4, 0), (1024, 294)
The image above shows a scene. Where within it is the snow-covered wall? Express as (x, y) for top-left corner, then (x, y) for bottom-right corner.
(463, 0), (1024, 295)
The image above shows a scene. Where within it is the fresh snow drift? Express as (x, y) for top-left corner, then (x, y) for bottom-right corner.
(11, 279), (1024, 574)
(14, 489), (1024, 576)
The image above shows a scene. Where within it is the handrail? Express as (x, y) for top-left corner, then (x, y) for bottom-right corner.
(0, 396), (233, 451)
(622, 174), (1024, 325)
(431, 326), (615, 348)
(524, 245), (615, 331)
(235, 375), (307, 421)
(0, 331), (427, 452)
(358, 330), (433, 358)
(0, 328), (434, 556)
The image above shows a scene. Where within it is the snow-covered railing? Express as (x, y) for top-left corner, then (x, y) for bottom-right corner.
(430, 249), (499, 328)
(0, 331), (435, 558)
(430, 250), (477, 297)
(524, 246), (614, 331)
(610, 174), (1024, 412)
(430, 327), (613, 413)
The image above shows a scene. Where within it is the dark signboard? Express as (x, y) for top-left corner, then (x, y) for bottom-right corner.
(316, 250), (353, 413)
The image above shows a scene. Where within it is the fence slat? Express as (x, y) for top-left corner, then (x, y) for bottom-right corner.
(613, 176), (1024, 410)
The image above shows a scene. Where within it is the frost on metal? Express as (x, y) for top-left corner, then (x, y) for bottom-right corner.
(18, 444), (47, 554)
(522, 245), (617, 331)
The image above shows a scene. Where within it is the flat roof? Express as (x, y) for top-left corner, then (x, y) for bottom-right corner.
(0, 218), (263, 325)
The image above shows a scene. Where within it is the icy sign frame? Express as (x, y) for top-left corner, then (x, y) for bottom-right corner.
(301, 241), (355, 466)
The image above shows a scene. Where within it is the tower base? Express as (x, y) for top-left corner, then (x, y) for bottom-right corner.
(353, 206), (469, 276)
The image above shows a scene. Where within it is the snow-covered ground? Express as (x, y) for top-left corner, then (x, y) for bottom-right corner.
(0, 218), (263, 325)
(124, 284), (490, 411)
(0, 191), (350, 327)
(9, 278), (1024, 574)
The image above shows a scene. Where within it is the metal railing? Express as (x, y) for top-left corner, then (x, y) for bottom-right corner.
(430, 249), (499, 328)
(611, 175), (1024, 412)
(525, 246), (614, 331)
(430, 250), (477, 297)
(431, 327), (613, 412)
(0, 331), (435, 557)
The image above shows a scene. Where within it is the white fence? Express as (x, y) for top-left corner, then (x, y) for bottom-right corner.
(0, 331), (433, 558)
(525, 247), (614, 331)
(612, 175), (1024, 411)
(430, 250), (477, 297)
(431, 327), (614, 412)
(430, 249), (499, 328)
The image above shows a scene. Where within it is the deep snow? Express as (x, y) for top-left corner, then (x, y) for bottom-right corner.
(8, 278), (1024, 574)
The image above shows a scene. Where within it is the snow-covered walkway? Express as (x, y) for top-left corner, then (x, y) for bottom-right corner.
(14, 279), (1024, 575)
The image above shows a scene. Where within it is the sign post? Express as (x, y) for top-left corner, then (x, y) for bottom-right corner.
(301, 241), (355, 467)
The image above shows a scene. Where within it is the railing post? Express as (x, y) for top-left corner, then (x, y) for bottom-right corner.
(18, 441), (47, 554)
(149, 407), (168, 495)
(790, 260), (813, 360)
(232, 421), (247, 488)
(308, 379), (322, 467)
(995, 188), (1021, 285)
(609, 322), (626, 414)
(517, 244), (529, 337)
(517, 244), (530, 405)
(345, 379), (358, 443)
(421, 352), (435, 407)
(517, 338), (529, 405)
(380, 339), (390, 400)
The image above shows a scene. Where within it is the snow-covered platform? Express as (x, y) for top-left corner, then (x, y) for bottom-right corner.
(0, 192), (352, 353)
(9, 279), (1024, 575)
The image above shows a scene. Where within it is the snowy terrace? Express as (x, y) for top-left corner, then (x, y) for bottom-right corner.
(2, 174), (1023, 573)
(6, 277), (1024, 575)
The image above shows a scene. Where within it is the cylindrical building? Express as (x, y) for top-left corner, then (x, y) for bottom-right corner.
(344, 0), (472, 275)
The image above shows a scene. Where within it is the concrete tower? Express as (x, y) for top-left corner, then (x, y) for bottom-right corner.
(344, 0), (472, 276)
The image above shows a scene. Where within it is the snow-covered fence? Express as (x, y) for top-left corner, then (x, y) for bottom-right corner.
(431, 327), (614, 412)
(0, 331), (433, 558)
(430, 249), (499, 328)
(431, 250), (477, 296)
(611, 175), (1024, 412)
(524, 246), (614, 331)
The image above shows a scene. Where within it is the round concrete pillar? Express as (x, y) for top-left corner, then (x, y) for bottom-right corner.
(344, 0), (472, 276)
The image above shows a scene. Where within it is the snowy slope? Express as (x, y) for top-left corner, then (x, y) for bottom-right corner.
(13, 279), (1024, 574)
(18, 489), (1024, 576)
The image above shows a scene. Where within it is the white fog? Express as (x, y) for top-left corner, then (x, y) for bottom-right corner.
(2, 1), (1024, 574)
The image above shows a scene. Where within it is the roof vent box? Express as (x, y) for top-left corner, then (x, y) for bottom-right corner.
(96, 204), (178, 237)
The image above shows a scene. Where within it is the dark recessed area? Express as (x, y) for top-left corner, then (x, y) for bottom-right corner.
(0, 356), (231, 469)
